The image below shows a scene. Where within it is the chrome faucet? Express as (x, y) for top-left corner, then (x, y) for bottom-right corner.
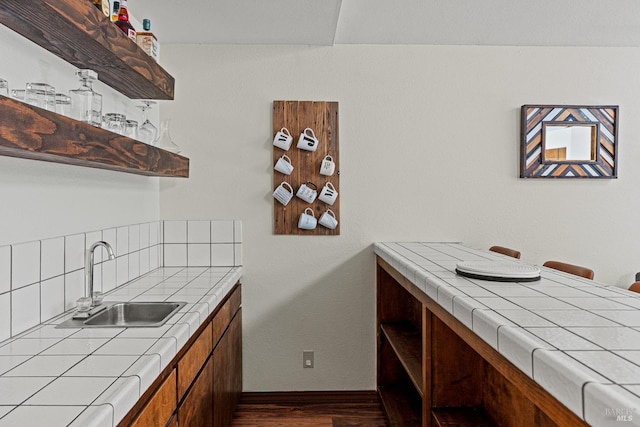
(85, 241), (115, 306)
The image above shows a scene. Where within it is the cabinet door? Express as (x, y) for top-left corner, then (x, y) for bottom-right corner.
(131, 369), (177, 427)
(213, 309), (242, 427)
(179, 356), (214, 427)
(213, 286), (241, 347)
(178, 322), (213, 399)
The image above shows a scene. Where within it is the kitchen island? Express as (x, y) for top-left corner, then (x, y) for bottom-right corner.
(375, 242), (640, 427)
(0, 266), (241, 427)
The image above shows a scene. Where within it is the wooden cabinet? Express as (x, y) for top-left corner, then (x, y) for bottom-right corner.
(213, 309), (243, 427)
(178, 322), (213, 399)
(121, 283), (242, 427)
(179, 356), (214, 427)
(376, 258), (587, 427)
(130, 370), (177, 427)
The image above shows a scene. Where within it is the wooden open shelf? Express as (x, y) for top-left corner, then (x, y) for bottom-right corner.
(376, 255), (589, 427)
(0, 95), (189, 177)
(378, 385), (422, 427)
(380, 322), (423, 395)
(431, 407), (496, 427)
(0, 0), (174, 100)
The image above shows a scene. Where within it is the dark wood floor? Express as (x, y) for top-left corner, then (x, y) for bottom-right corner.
(230, 392), (390, 427)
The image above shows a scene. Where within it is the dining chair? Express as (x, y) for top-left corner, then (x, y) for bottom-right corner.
(489, 246), (521, 259)
(543, 260), (594, 280)
(629, 282), (640, 294)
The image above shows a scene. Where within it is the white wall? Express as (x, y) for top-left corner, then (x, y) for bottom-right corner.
(0, 24), (161, 245)
(159, 44), (640, 392)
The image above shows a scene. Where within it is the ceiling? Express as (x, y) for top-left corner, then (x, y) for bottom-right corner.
(133, 0), (640, 47)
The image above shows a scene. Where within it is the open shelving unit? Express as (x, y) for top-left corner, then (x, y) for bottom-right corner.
(376, 256), (588, 427)
(0, 95), (189, 177)
(0, 0), (174, 100)
(0, 0), (189, 177)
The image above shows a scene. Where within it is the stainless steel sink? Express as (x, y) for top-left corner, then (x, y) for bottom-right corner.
(56, 301), (186, 328)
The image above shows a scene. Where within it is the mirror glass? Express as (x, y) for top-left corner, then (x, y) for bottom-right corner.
(543, 123), (597, 162)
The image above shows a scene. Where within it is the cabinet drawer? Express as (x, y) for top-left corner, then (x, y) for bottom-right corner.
(131, 369), (177, 427)
(178, 322), (213, 399)
(213, 285), (241, 347)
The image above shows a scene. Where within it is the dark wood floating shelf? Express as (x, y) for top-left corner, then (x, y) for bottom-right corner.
(0, 0), (174, 100)
(0, 96), (189, 177)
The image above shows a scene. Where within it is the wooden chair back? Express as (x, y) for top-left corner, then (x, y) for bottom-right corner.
(543, 261), (594, 280)
(629, 282), (640, 294)
(489, 246), (521, 259)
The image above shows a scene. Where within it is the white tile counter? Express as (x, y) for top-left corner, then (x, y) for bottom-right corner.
(0, 266), (242, 427)
(375, 242), (640, 426)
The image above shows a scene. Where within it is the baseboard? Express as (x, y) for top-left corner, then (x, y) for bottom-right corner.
(240, 390), (380, 405)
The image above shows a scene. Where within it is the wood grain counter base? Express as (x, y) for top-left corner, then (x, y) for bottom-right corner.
(376, 256), (588, 427)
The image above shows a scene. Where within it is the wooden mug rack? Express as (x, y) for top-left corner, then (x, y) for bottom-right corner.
(272, 100), (340, 235)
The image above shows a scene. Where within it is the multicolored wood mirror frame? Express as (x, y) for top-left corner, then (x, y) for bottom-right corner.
(520, 105), (619, 178)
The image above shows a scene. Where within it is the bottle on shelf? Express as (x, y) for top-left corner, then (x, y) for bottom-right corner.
(69, 70), (103, 127)
(92, 0), (110, 17)
(136, 19), (159, 61)
(115, 0), (136, 41)
(111, 1), (120, 22)
(101, 0), (110, 17)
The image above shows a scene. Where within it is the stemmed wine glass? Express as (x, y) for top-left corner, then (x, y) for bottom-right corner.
(136, 100), (158, 145)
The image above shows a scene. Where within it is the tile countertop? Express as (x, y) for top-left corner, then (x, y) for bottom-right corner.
(375, 242), (640, 427)
(0, 266), (242, 427)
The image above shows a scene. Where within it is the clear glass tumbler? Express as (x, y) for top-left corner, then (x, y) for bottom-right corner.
(0, 79), (8, 97)
(11, 89), (25, 101)
(25, 82), (56, 111)
(103, 113), (126, 135)
(123, 119), (138, 139)
(55, 93), (72, 117)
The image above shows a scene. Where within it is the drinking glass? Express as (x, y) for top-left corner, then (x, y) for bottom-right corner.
(136, 100), (158, 145)
(0, 79), (8, 97)
(55, 93), (72, 117)
(123, 119), (138, 139)
(103, 113), (126, 135)
(11, 89), (25, 101)
(25, 82), (56, 111)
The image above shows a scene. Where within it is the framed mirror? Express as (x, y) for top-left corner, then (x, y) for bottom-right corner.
(520, 105), (618, 178)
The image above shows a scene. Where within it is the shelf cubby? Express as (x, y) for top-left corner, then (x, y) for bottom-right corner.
(380, 322), (423, 395)
(431, 407), (496, 427)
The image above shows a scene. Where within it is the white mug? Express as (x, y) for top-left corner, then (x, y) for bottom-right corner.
(296, 182), (318, 203)
(319, 155), (335, 176)
(297, 127), (319, 152)
(273, 182), (294, 206)
(298, 207), (317, 230)
(319, 209), (338, 229)
(273, 127), (293, 151)
(318, 182), (338, 205)
(274, 154), (294, 175)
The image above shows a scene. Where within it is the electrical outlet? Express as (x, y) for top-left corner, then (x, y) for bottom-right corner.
(303, 350), (314, 368)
